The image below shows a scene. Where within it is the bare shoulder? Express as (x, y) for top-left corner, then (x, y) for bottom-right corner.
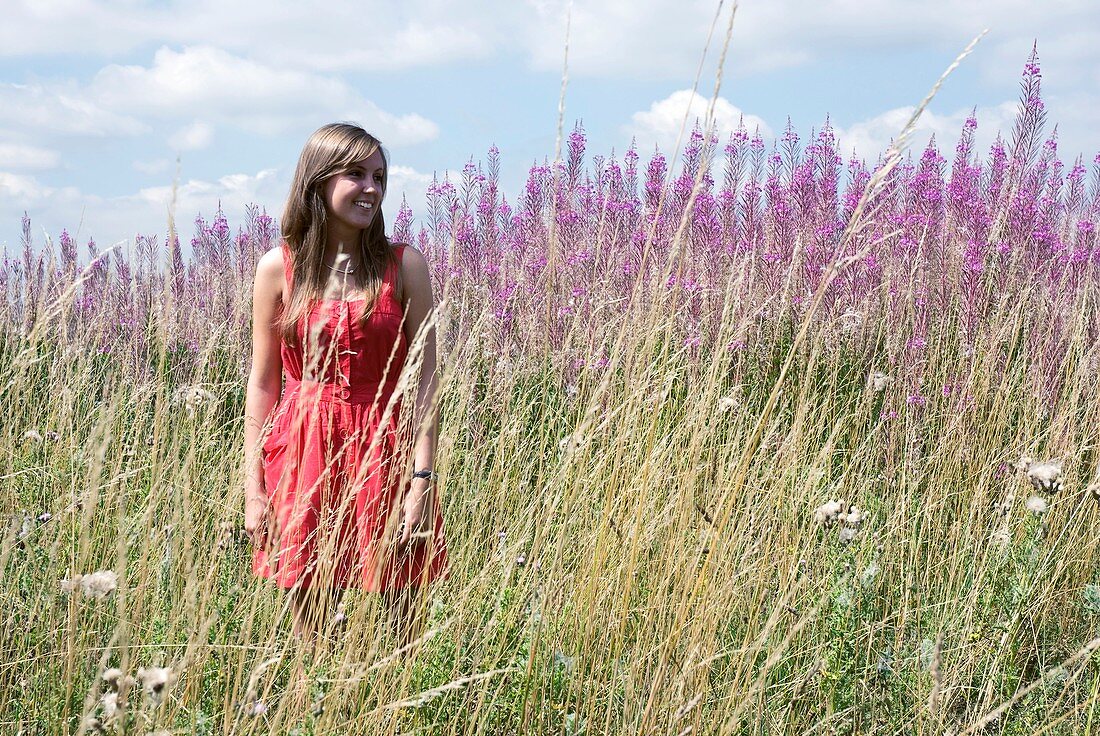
(254, 245), (286, 301)
(394, 242), (427, 274)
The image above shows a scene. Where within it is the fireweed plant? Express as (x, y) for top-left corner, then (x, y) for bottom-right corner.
(3, 49), (1100, 734)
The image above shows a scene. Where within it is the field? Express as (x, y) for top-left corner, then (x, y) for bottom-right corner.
(4, 49), (1100, 734)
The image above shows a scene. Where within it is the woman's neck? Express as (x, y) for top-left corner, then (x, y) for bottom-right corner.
(324, 233), (361, 266)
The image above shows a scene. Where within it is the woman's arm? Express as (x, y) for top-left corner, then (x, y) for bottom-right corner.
(243, 247), (285, 542)
(399, 245), (442, 544)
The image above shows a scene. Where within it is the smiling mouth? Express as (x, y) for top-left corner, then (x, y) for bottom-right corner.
(354, 201), (374, 211)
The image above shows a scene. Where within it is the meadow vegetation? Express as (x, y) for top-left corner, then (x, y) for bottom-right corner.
(3, 48), (1100, 734)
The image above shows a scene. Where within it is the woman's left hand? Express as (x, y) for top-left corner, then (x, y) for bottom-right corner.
(398, 480), (434, 547)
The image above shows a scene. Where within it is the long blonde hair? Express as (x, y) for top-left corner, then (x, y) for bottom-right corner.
(280, 122), (404, 343)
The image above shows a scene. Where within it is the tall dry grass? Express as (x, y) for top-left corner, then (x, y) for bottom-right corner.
(4, 14), (1100, 736)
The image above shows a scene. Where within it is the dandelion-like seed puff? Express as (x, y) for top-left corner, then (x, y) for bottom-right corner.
(869, 372), (892, 392)
(813, 499), (845, 526)
(813, 499), (866, 543)
(1025, 495), (1048, 514)
(173, 385), (217, 419)
(136, 666), (176, 706)
(1026, 460), (1063, 494)
(61, 570), (118, 600)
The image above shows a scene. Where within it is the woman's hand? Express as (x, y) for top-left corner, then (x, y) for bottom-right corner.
(398, 479), (434, 547)
(244, 486), (269, 548)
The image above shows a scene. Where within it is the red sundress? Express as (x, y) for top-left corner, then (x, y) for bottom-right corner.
(252, 242), (449, 591)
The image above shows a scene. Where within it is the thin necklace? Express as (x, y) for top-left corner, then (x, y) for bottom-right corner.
(324, 261), (357, 274)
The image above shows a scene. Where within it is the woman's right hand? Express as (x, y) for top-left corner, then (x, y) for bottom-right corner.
(244, 488), (269, 548)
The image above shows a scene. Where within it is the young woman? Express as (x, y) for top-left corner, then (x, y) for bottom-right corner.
(242, 122), (448, 648)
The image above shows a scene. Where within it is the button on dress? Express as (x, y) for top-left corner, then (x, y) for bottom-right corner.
(253, 242), (449, 591)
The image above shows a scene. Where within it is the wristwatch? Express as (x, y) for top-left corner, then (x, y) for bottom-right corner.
(412, 469), (439, 483)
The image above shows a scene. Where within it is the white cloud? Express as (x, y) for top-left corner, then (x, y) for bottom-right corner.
(0, 82), (147, 137)
(0, 168), (288, 251)
(0, 162), (449, 251)
(0, 46), (438, 153)
(0, 1), (496, 71)
(168, 121), (214, 151)
(519, 0), (1100, 88)
(0, 171), (53, 201)
(0, 142), (61, 170)
(88, 46), (439, 143)
(624, 89), (773, 161)
(269, 19), (490, 71)
(523, 0), (722, 78)
(834, 101), (1018, 163)
(383, 164), (456, 232)
(2, 1), (1097, 89)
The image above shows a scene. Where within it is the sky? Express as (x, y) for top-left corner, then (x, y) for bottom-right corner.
(1, 0), (1098, 254)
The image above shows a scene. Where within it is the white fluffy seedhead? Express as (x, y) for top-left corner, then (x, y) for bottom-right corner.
(813, 499), (845, 526)
(1027, 460), (1063, 494)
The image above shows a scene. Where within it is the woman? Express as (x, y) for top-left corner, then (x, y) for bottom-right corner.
(242, 122), (448, 648)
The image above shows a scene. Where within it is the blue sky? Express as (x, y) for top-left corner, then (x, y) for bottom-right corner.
(1, 0), (1098, 253)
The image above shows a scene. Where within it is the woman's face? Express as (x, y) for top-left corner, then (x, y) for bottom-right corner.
(322, 149), (385, 245)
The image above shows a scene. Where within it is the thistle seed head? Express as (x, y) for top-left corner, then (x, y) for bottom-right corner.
(1027, 460), (1063, 494)
(62, 570), (118, 599)
(173, 385), (217, 418)
(99, 692), (120, 723)
(813, 499), (845, 526)
(136, 666), (175, 705)
(869, 372), (892, 392)
(101, 668), (125, 690)
(1025, 495), (1049, 514)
